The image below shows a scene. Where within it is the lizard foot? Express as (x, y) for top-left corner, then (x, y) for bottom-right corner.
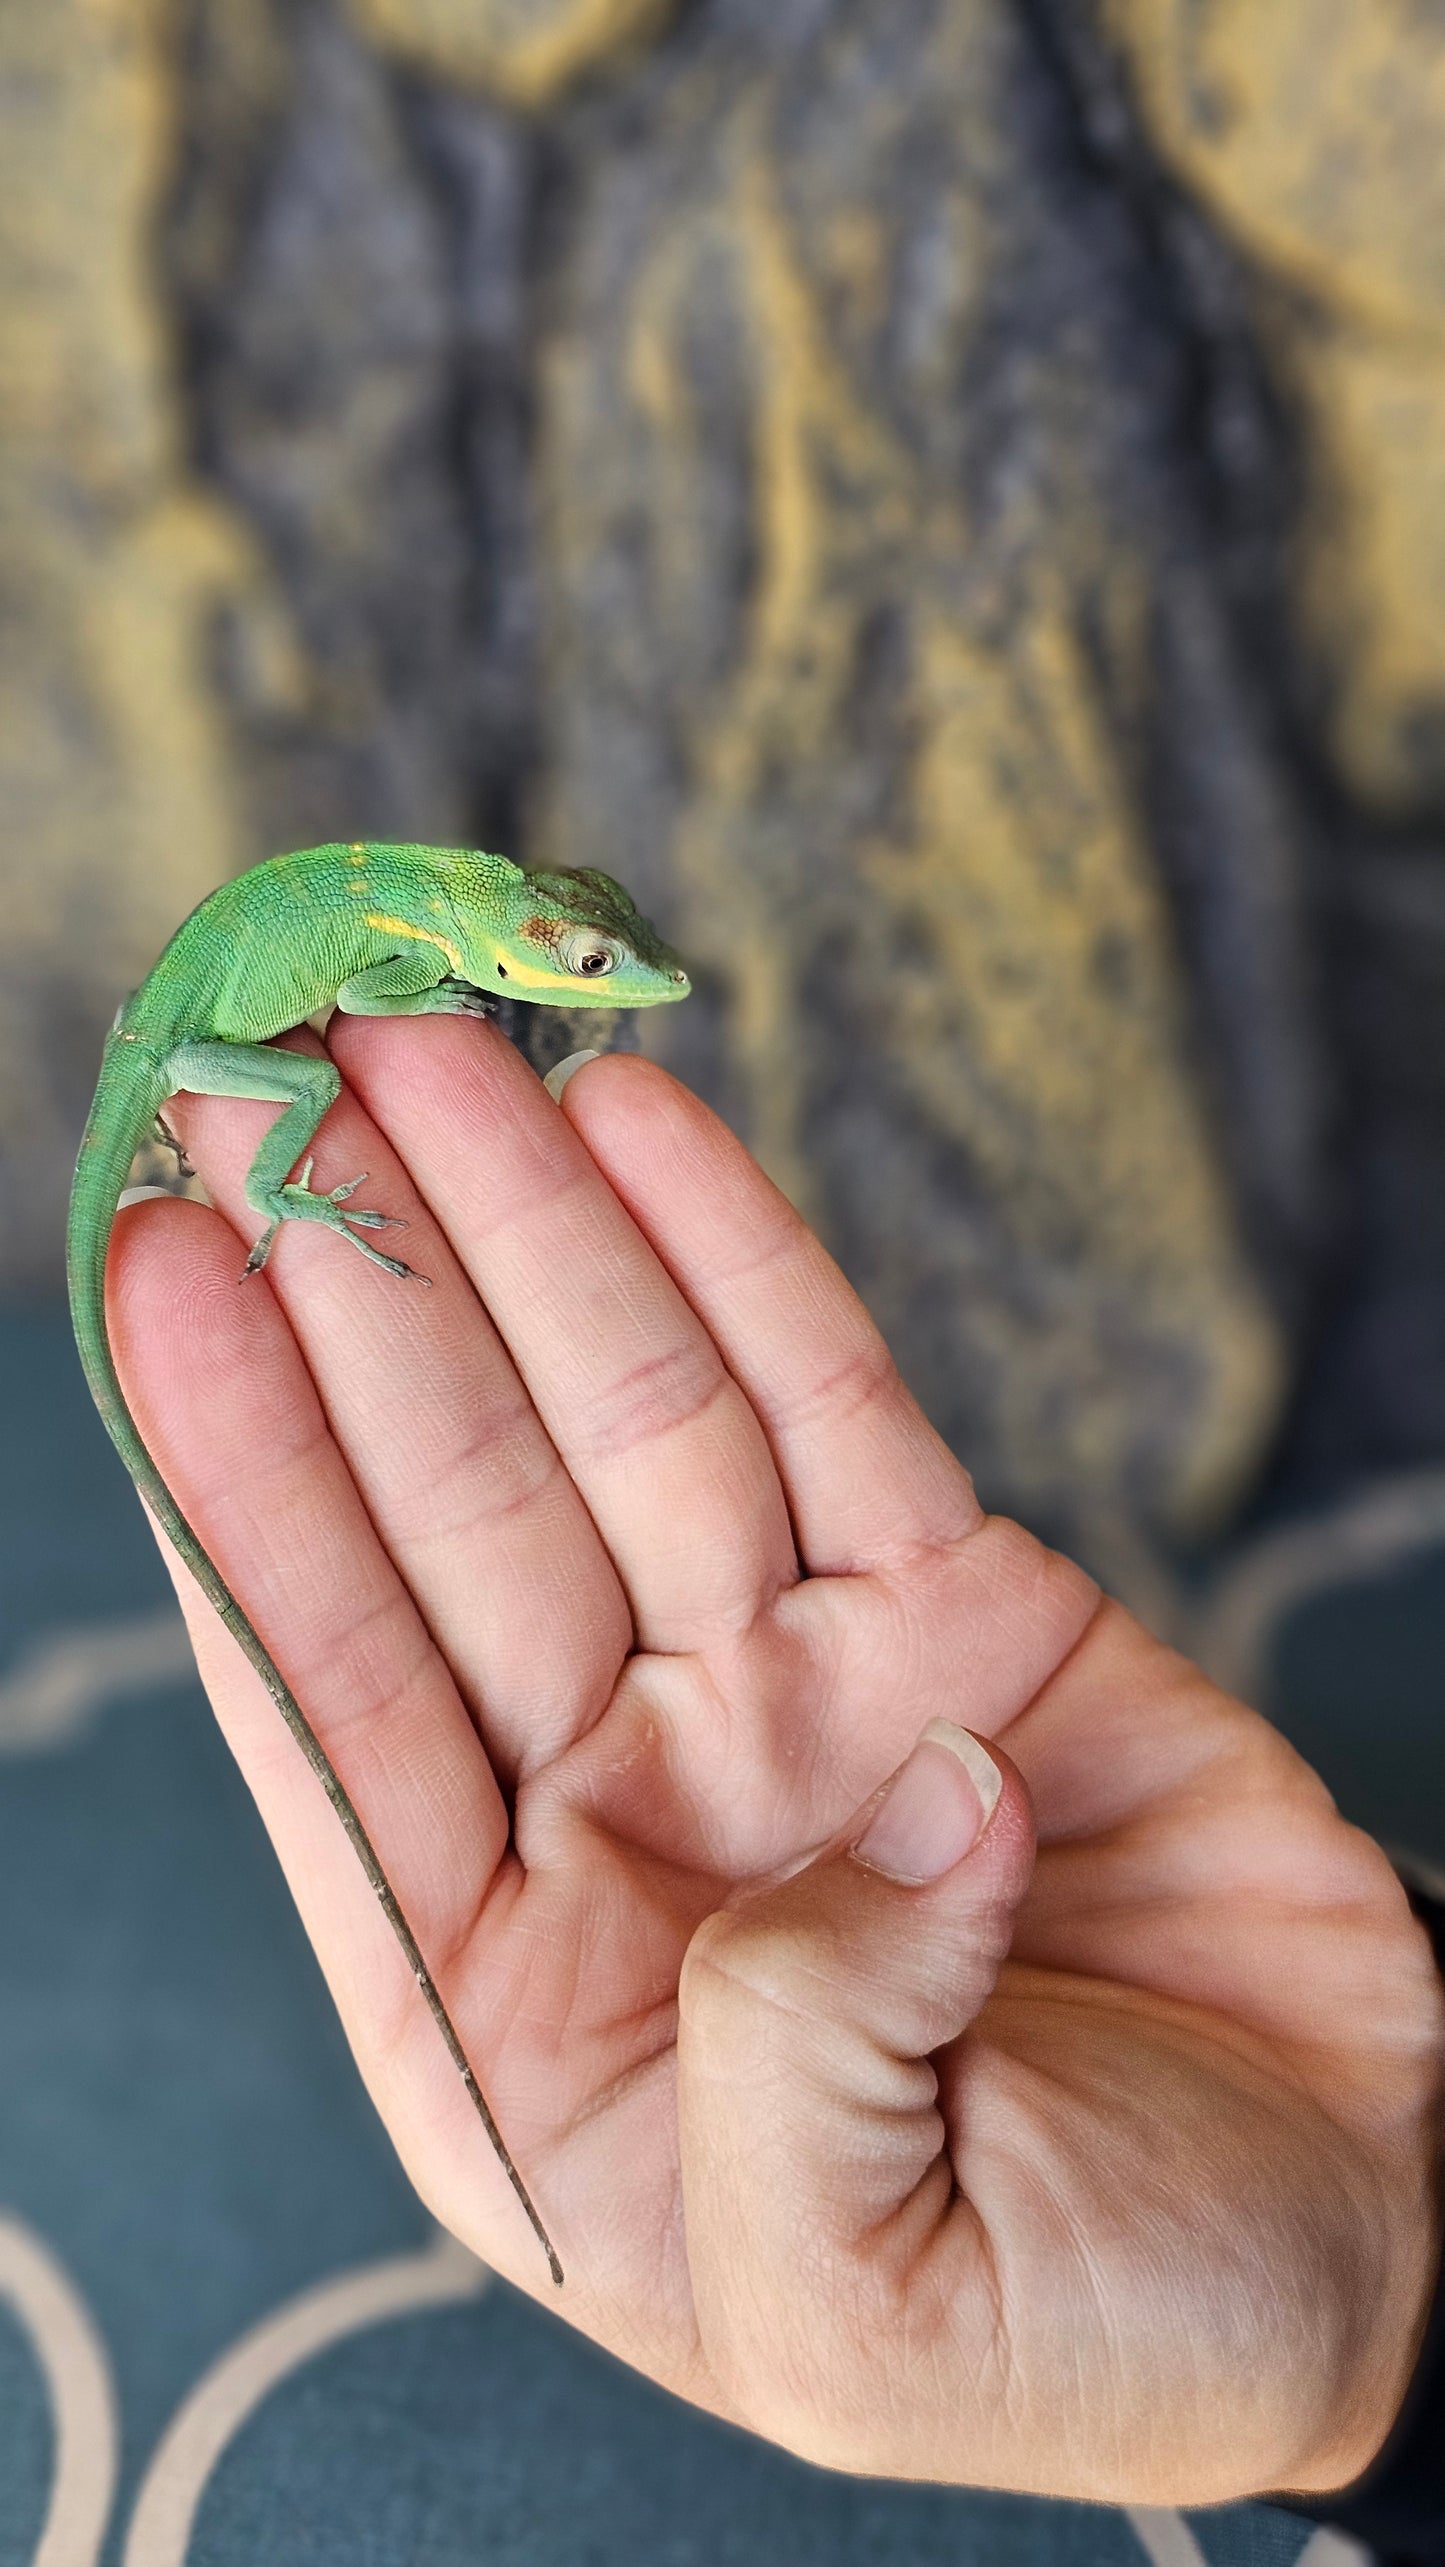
(153, 1116), (196, 1181)
(242, 1161), (430, 1285)
(436, 976), (495, 1018)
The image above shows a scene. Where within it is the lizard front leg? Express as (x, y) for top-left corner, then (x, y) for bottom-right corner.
(335, 957), (495, 1019)
(164, 1039), (421, 1282)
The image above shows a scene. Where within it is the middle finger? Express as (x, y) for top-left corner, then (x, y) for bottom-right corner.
(332, 1013), (799, 1654)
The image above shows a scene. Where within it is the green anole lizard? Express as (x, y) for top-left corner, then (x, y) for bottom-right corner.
(67, 841), (690, 2286)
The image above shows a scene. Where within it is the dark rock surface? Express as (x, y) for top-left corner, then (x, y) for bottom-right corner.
(158, 0), (1321, 1555)
(9, 0), (1445, 1566)
(165, 0), (540, 856)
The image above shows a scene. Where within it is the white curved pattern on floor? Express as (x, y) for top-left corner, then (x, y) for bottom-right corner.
(0, 1610), (194, 1755)
(0, 2205), (1363, 2567)
(1191, 1467), (1445, 1706)
(0, 2215), (119, 2567)
(1128, 2508), (1372, 2567)
(1126, 2508), (1209, 2567)
(120, 2227), (490, 2567)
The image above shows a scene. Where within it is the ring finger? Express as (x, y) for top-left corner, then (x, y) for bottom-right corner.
(166, 1029), (631, 1783)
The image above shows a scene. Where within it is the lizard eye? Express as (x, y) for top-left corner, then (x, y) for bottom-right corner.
(560, 932), (621, 978)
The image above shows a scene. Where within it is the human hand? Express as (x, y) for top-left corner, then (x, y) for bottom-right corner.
(108, 1018), (1444, 2506)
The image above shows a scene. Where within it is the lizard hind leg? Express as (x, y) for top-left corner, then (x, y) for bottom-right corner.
(153, 1114), (196, 1181)
(163, 1038), (427, 1285)
(243, 1155), (420, 1284)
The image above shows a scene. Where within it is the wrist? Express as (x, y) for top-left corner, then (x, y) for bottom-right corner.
(1277, 1874), (1445, 2515)
(1289, 2190), (1443, 2494)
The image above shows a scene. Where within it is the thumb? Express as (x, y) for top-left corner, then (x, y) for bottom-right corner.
(677, 1721), (1034, 2466)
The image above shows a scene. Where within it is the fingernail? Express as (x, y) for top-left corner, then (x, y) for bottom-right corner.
(851, 1722), (1002, 1884)
(544, 1049), (603, 1103)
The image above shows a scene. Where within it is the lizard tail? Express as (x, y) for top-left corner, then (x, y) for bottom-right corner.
(66, 1037), (563, 2286)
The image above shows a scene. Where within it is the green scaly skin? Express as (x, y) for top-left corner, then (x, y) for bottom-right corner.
(67, 842), (690, 2287)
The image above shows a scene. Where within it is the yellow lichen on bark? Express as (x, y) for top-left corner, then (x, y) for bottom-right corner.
(537, 93), (1284, 1535)
(659, 152), (910, 1213)
(1283, 325), (1445, 812)
(869, 603), (1283, 1527)
(346, 0), (675, 108)
(1101, 0), (1445, 339)
(0, 0), (256, 1270)
(1105, 0), (1445, 810)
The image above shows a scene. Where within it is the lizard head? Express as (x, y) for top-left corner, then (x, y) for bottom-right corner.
(486, 864), (691, 1008)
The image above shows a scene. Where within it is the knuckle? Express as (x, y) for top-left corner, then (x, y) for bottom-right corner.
(681, 1902), (833, 2050)
(572, 1338), (728, 1463)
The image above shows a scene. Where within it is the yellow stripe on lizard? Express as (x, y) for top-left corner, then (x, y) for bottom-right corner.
(482, 947), (580, 994)
(364, 912), (465, 975)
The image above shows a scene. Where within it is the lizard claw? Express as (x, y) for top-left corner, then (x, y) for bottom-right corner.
(241, 1221), (279, 1277)
(341, 1207), (407, 1233)
(437, 976), (495, 1019)
(246, 1166), (425, 1284)
(153, 1116), (196, 1182)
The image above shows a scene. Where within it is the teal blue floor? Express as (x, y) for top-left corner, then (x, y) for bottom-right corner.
(1273, 1556), (1445, 1870)
(0, 1302), (1392, 2564)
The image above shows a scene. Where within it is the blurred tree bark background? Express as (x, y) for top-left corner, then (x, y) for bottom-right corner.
(3, 0), (1442, 1574)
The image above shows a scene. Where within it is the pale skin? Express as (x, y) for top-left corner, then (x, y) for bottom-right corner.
(105, 1012), (1443, 2507)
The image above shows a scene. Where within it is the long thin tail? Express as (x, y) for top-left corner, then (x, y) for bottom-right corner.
(67, 1037), (562, 2285)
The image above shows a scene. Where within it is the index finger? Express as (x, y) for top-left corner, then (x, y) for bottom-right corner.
(330, 1016), (799, 1657)
(558, 1057), (981, 1575)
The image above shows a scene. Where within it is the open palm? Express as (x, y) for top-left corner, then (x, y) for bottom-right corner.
(109, 1015), (1442, 2506)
